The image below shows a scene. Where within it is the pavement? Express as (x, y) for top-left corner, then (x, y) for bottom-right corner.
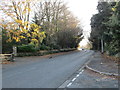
(62, 51), (119, 88)
(86, 52), (118, 76)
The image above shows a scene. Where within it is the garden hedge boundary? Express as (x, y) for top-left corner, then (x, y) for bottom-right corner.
(17, 48), (76, 57)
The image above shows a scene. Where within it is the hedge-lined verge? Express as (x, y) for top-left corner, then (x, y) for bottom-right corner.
(17, 48), (76, 57)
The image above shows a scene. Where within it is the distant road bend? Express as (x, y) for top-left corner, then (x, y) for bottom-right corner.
(3, 50), (94, 88)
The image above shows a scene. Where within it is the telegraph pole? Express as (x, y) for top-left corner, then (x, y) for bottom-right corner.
(101, 35), (104, 53)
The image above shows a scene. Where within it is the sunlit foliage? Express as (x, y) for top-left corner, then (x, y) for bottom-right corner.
(0, 0), (45, 46)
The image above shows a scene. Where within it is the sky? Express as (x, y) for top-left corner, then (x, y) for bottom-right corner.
(64, 0), (98, 38)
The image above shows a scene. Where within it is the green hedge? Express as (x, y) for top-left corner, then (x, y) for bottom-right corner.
(17, 44), (37, 53)
(17, 48), (76, 57)
(39, 44), (50, 50)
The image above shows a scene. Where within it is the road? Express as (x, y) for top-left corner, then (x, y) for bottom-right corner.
(2, 50), (94, 88)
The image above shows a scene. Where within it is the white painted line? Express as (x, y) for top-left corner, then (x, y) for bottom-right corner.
(72, 78), (76, 82)
(79, 69), (84, 74)
(82, 69), (84, 72)
(74, 69), (84, 79)
(76, 74), (79, 77)
(79, 72), (82, 75)
(67, 82), (72, 87)
(58, 80), (71, 88)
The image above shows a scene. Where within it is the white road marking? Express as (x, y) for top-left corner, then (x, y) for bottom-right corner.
(67, 82), (72, 87)
(72, 78), (76, 82)
(76, 74), (79, 77)
(79, 69), (84, 74)
(66, 69), (85, 88)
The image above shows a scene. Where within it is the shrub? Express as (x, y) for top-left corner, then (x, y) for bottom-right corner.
(52, 45), (60, 50)
(17, 44), (37, 53)
(39, 44), (50, 50)
(48, 44), (60, 50)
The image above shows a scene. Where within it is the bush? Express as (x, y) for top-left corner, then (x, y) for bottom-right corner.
(17, 44), (37, 53)
(52, 45), (60, 50)
(39, 44), (50, 50)
(48, 44), (60, 50)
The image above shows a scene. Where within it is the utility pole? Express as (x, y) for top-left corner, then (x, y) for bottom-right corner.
(98, 38), (99, 50)
(101, 35), (104, 53)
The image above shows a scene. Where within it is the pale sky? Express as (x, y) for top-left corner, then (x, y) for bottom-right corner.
(64, 0), (98, 38)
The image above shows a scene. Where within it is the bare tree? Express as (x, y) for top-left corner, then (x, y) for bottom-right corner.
(33, 0), (83, 48)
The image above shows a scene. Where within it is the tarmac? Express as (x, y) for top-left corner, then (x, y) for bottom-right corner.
(62, 51), (119, 88)
(2, 50), (119, 88)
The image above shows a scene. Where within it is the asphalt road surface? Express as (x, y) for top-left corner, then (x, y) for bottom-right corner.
(2, 50), (94, 88)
